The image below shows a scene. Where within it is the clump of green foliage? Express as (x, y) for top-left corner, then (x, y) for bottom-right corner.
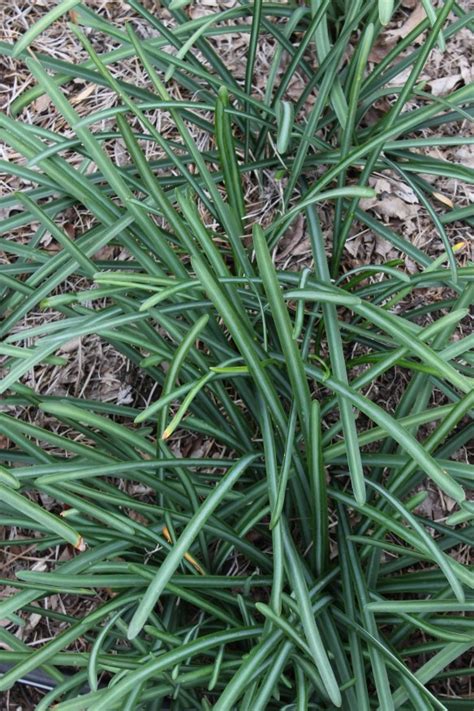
(0, 0), (473, 708)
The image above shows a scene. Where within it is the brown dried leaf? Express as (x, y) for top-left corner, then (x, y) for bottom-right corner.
(368, 39), (396, 64)
(375, 236), (395, 258)
(278, 214), (305, 261)
(360, 195), (418, 221)
(345, 235), (363, 258)
(387, 3), (427, 41)
(394, 183), (418, 205)
(59, 337), (81, 354)
(432, 192), (454, 208)
(428, 74), (462, 97)
(70, 83), (97, 105)
(455, 145), (474, 169)
(33, 94), (52, 113)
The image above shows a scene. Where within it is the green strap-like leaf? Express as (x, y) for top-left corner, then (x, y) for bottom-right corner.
(127, 454), (257, 640)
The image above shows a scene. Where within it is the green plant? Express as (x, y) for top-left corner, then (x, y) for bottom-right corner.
(0, 1), (473, 708)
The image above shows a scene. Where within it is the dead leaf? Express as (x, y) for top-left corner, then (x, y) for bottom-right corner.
(375, 235), (395, 258)
(27, 611), (42, 631)
(293, 238), (311, 256)
(455, 145), (474, 169)
(369, 39), (396, 64)
(345, 235), (363, 258)
(64, 222), (76, 239)
(59, 337), (81, 354)
(405, 258), (418, 274)
(116, 385), (134, 405)
(429, 74), (462, 97)
(372, 177), (392, 194)
(459, 55), (474, 86)
(368, 176), (419, 208)
(33, 94), (51, 113)
(278, 214), (305, 261)
(387, 3), (427, 41)
(360, 195), (418, 222)
(70, 83), (97, 105)
(394, 183), (419, 204)
(432, 192), (454, 208)
(387, 66), (412, 88)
